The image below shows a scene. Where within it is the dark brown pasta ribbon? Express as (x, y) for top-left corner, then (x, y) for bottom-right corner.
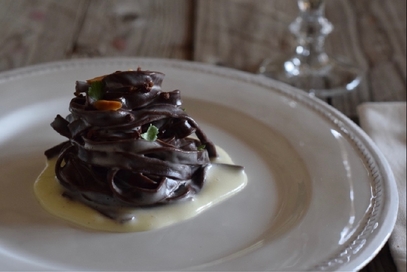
(46, 70), (217, 220)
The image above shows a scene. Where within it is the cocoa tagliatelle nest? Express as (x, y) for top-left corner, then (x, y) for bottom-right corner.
(45, 69), (217, 221)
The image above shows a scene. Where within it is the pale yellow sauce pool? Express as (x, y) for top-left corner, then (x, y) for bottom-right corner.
(34, 146), (247, 232)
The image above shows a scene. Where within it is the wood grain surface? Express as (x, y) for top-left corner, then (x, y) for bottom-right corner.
(0, 0), (405, 271)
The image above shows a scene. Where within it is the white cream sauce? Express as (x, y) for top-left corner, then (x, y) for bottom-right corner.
(33, 146), (247, 232)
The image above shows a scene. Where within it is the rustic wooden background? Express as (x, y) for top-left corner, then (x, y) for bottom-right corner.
(0, 0), (405, 271)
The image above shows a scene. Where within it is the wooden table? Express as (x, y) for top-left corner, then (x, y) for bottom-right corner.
(0, 0), (405, 271)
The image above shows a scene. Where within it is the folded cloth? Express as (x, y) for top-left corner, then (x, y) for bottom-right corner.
(358, 102), (406, 272)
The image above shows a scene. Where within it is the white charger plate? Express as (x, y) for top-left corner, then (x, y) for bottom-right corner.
(0, 58), (398, 271)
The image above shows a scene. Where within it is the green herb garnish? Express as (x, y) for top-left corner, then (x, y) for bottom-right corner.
(197, 144), (206, 151)
(88, 81), (104, 101)
(141, 124), (159, 141)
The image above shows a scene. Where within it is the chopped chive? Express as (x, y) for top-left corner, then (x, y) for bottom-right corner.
(197, 144), (206, 151)
(141, 124), (159, 141)
(88, 81), (105, 101)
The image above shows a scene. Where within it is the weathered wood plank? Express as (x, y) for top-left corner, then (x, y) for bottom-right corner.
(71, 0), (193, 60)
(194, 0), (406, 118)
(0, 0), (89, 72)
(330, 0), (406, 116)
(194, 0), (297, 72)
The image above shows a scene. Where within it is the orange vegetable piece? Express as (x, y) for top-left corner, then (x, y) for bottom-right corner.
(93, 100), (122, 111)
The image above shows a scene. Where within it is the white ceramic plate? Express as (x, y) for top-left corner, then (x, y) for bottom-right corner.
(0, 58), (398, 271)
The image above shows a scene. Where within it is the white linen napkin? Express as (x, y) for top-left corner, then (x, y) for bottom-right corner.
(358, 102), (406, 272)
